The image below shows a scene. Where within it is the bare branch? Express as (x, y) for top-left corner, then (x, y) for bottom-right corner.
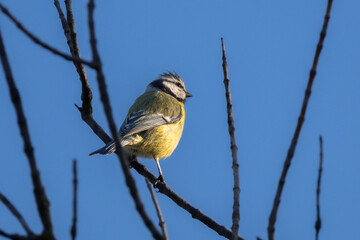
(54, 0), (108, 142)
(145, 179), (169, 240)
(53, 0), (94, 117)
(132, 162), (245, 240)
(87, 1), (163, 239)
(0, 193), (33, 237)
(70, 160), (78, 240)
(0, 230), (28, 240)
(221, 38), (240, 240)
(0, 3), (95, 68)
(267, 1), (333, 239)
(315, 136), (324, 240)
(0, 27), (55, 239)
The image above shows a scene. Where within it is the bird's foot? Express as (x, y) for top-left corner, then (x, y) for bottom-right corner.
(154, 175), (165, 188)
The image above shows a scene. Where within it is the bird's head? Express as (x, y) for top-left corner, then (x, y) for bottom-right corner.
(146, 72), (192, 103)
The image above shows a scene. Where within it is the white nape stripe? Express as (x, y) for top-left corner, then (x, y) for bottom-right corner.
(145, 85), (161, 93)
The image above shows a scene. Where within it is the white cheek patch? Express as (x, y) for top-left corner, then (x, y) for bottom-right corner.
(174, 89), (186, 100)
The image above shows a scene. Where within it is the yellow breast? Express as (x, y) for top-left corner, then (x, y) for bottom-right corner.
(124, 103), (185, 160)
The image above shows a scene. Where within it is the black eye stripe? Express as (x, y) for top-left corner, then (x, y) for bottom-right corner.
(152, 79), (184, 89)
(148, 73), (187, 103)
(164, 80), (185, 90)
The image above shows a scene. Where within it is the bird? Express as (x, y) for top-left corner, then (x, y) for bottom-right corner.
(89, 72), (192, 182)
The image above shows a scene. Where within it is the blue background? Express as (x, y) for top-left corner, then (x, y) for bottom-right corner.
(1, 1), (359, 239)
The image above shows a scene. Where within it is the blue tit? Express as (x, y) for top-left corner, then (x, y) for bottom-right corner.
(90, 72), (192, 181)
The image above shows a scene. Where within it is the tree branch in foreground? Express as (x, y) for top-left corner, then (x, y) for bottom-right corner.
(267, 1), (333, 240)
(315, 136), (324, 240)
(221, 37), (240, 240)
(87, 1), (163, 239)
(0, 27), (55, 240)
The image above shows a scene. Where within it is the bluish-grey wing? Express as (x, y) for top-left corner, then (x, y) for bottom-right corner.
(119, 110), (182, 139)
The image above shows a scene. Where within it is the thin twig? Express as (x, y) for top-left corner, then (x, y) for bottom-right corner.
(267, 1), (333, 240)
(315, 136), (324, 240)
(0, 3), (95, 68)
(87, 1), (163, 239)
(0, 193), (34, 237)
(145, 179), (169, 240)
(70, 160), (78, 240)
(221, 38), (240, 240)
(0, 27), (55, 239)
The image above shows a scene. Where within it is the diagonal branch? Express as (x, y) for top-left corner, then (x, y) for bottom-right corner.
(0, 3), (95, 68)
(0, 230), (28, 240)
(315, 136), (324, 240)
(267, 1), (333, 240)
(145, 179), (169, 240)
(132, 162), (245, 240)
(0, 28), (55, 239)
(221, 38), (240, 240)
(87, 1), (163, 239)
(70, 160), (78, 240)
(0, 193), (34, 237)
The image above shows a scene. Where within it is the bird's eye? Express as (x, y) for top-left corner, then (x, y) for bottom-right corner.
(176, 83), (183, 88)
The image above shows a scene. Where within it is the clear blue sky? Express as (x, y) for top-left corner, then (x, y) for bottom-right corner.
(1, 1), (359, 239)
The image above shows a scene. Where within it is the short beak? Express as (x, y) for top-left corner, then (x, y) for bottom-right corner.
(186, 91), (192, 98)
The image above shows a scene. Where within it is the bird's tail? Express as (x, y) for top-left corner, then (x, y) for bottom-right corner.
(89, 141), (116, 156)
